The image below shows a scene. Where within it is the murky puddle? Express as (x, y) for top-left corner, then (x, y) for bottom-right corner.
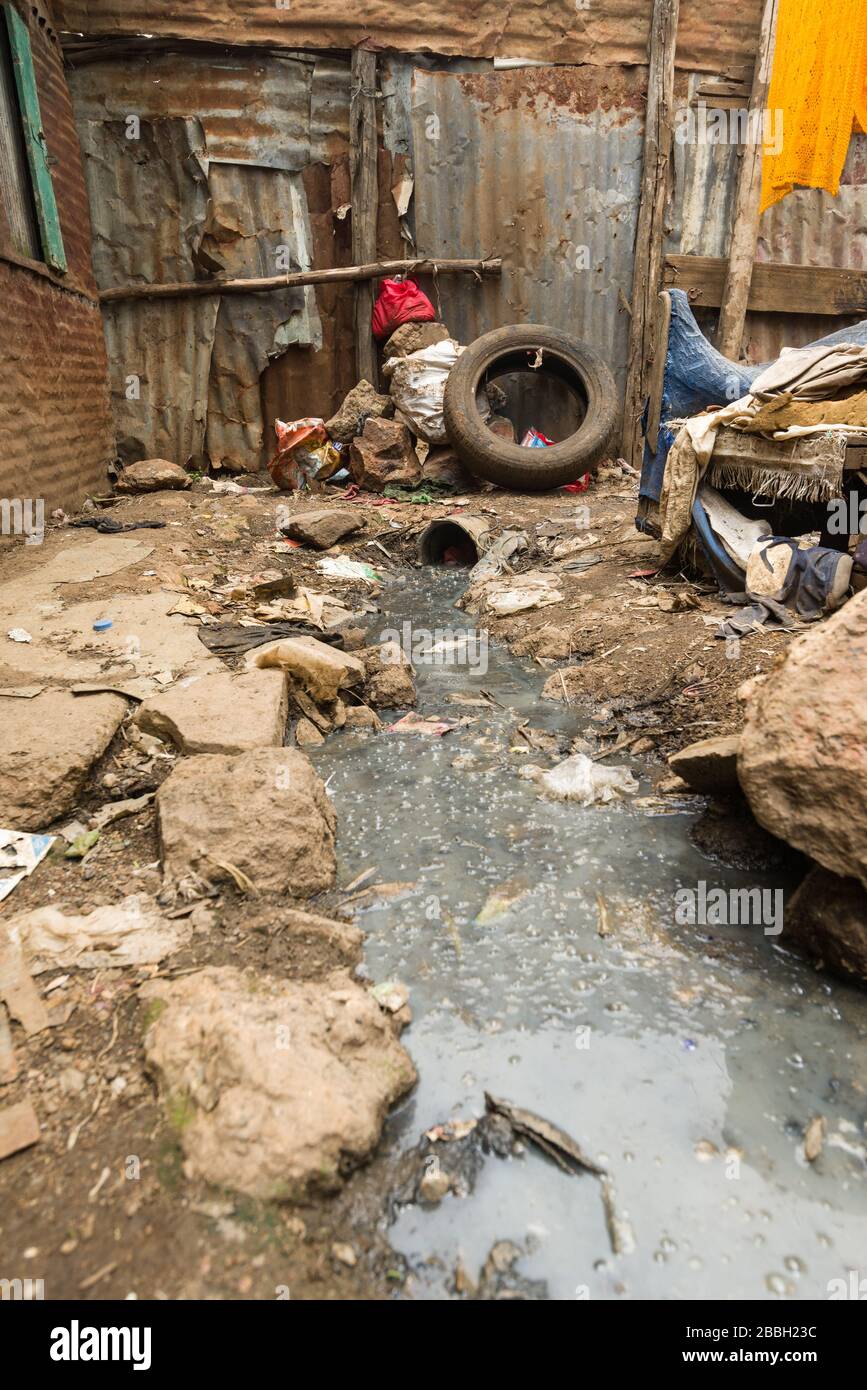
(313, 569), (867, 1300)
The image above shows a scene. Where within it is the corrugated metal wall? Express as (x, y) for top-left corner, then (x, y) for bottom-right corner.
(0, 1), (113, 513)
(53, 12), (867, 470)
(54, 0), (763, 76)
(69, 48), (344, 468)
(401, 65), (645, 401)
(395, 63), (867, 406)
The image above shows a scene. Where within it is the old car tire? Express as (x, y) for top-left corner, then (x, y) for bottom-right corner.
(443, 325), (619, 491)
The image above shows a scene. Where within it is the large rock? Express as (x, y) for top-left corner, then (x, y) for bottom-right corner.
(421, 446), (474, 491)
(0, 689), (128, 829)
(135, 670), (288, 755)
(786, 866), (867, 984)
(280, 508), (363, 550)
(115, 459), (191, 493)
(156, 748), (336, 896)
(669, 734), (741, 794)
(247, 635), (365, 704)
(383, 321), (450, 360)
(738, 590), (867, 887)
(359, 641), (417, 709)
(325, 381), (393, 447)
(349, 417), (421, 492)
(140, 965), (416, 1199)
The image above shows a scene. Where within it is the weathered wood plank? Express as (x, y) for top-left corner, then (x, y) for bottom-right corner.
(716, 0), (779, 358)
(350, 48), (379, 389)
(664, 256), (867, 316)
(623, 0), (681, 469)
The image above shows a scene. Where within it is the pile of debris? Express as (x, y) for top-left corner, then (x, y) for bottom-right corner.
(266, 273), (525, 503)
(0, 515), (419, 1186)
(268, 315), (480, 501)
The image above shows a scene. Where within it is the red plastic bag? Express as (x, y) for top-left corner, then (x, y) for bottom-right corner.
(372, 278), (436, 341)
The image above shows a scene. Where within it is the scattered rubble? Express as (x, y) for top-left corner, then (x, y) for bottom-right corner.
(349, 417), (422, 491)
(325, 380), (394, 446)
(115, 459), (192, 493)
(358, 641), (417, 709)
(0, 690), (129, 830)
(279, 508), (364, 550)
(343, 706), (382, 732)
(786, 867), (867, 983)
(135, 670), (288, 755)
(669, 734), (741, 794)
(295, 716), (325, 748)
(420, 446), (474, 491)
(383, 320), (450, 359)
(0, 1100), (40, 1160)
(803, 1115), (827, 1163)
(738, 589), (867, 886)
(140, 965), (416, 1200)
(156, 748), (337, 897)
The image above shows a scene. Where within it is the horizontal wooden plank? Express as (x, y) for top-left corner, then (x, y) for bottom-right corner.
(664, 255), (867, 316)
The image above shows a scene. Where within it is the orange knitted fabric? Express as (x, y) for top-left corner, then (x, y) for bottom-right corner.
(761, 0), (867, 213)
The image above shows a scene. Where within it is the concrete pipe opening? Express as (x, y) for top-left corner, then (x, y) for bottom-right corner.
(417, 516), (494, 567)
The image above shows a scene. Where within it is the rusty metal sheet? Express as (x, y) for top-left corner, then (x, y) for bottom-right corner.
(203, 162), (321, 470)
(76, 117), (217, 464)
(67, 48), (350, 170)
(406, 66), (645, 403)
(400, 61), (867, 408)
(74, 101), (324, 469)
(54, 1), (763, 74)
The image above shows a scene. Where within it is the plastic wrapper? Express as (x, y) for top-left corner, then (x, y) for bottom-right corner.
(269, 419), (342, 491)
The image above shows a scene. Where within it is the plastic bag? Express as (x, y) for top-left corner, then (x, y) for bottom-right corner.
(531, 753), (639, 806)
(385, 339), (464, 443)
(269, 418), (341, 491)
(372, 278), (436, 341)
(520, 427), (555, 448)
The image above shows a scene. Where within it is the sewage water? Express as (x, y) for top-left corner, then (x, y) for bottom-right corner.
(314, 569), (867, 1300)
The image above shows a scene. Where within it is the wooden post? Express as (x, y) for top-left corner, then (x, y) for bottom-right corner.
(350, 47), (379, 388)
(623, 0), (680, 472)
(716, 0), (779, 360)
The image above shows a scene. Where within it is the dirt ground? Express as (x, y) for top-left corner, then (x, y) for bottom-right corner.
(0, 464), (798, 1300)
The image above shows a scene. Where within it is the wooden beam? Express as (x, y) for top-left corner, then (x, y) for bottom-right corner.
(623, 0), (681, 469)
(664, 255), (867, 316)
(716, 0), (779, 358)
(350, 48), (379, 388)
(98, 258), (502, 305)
